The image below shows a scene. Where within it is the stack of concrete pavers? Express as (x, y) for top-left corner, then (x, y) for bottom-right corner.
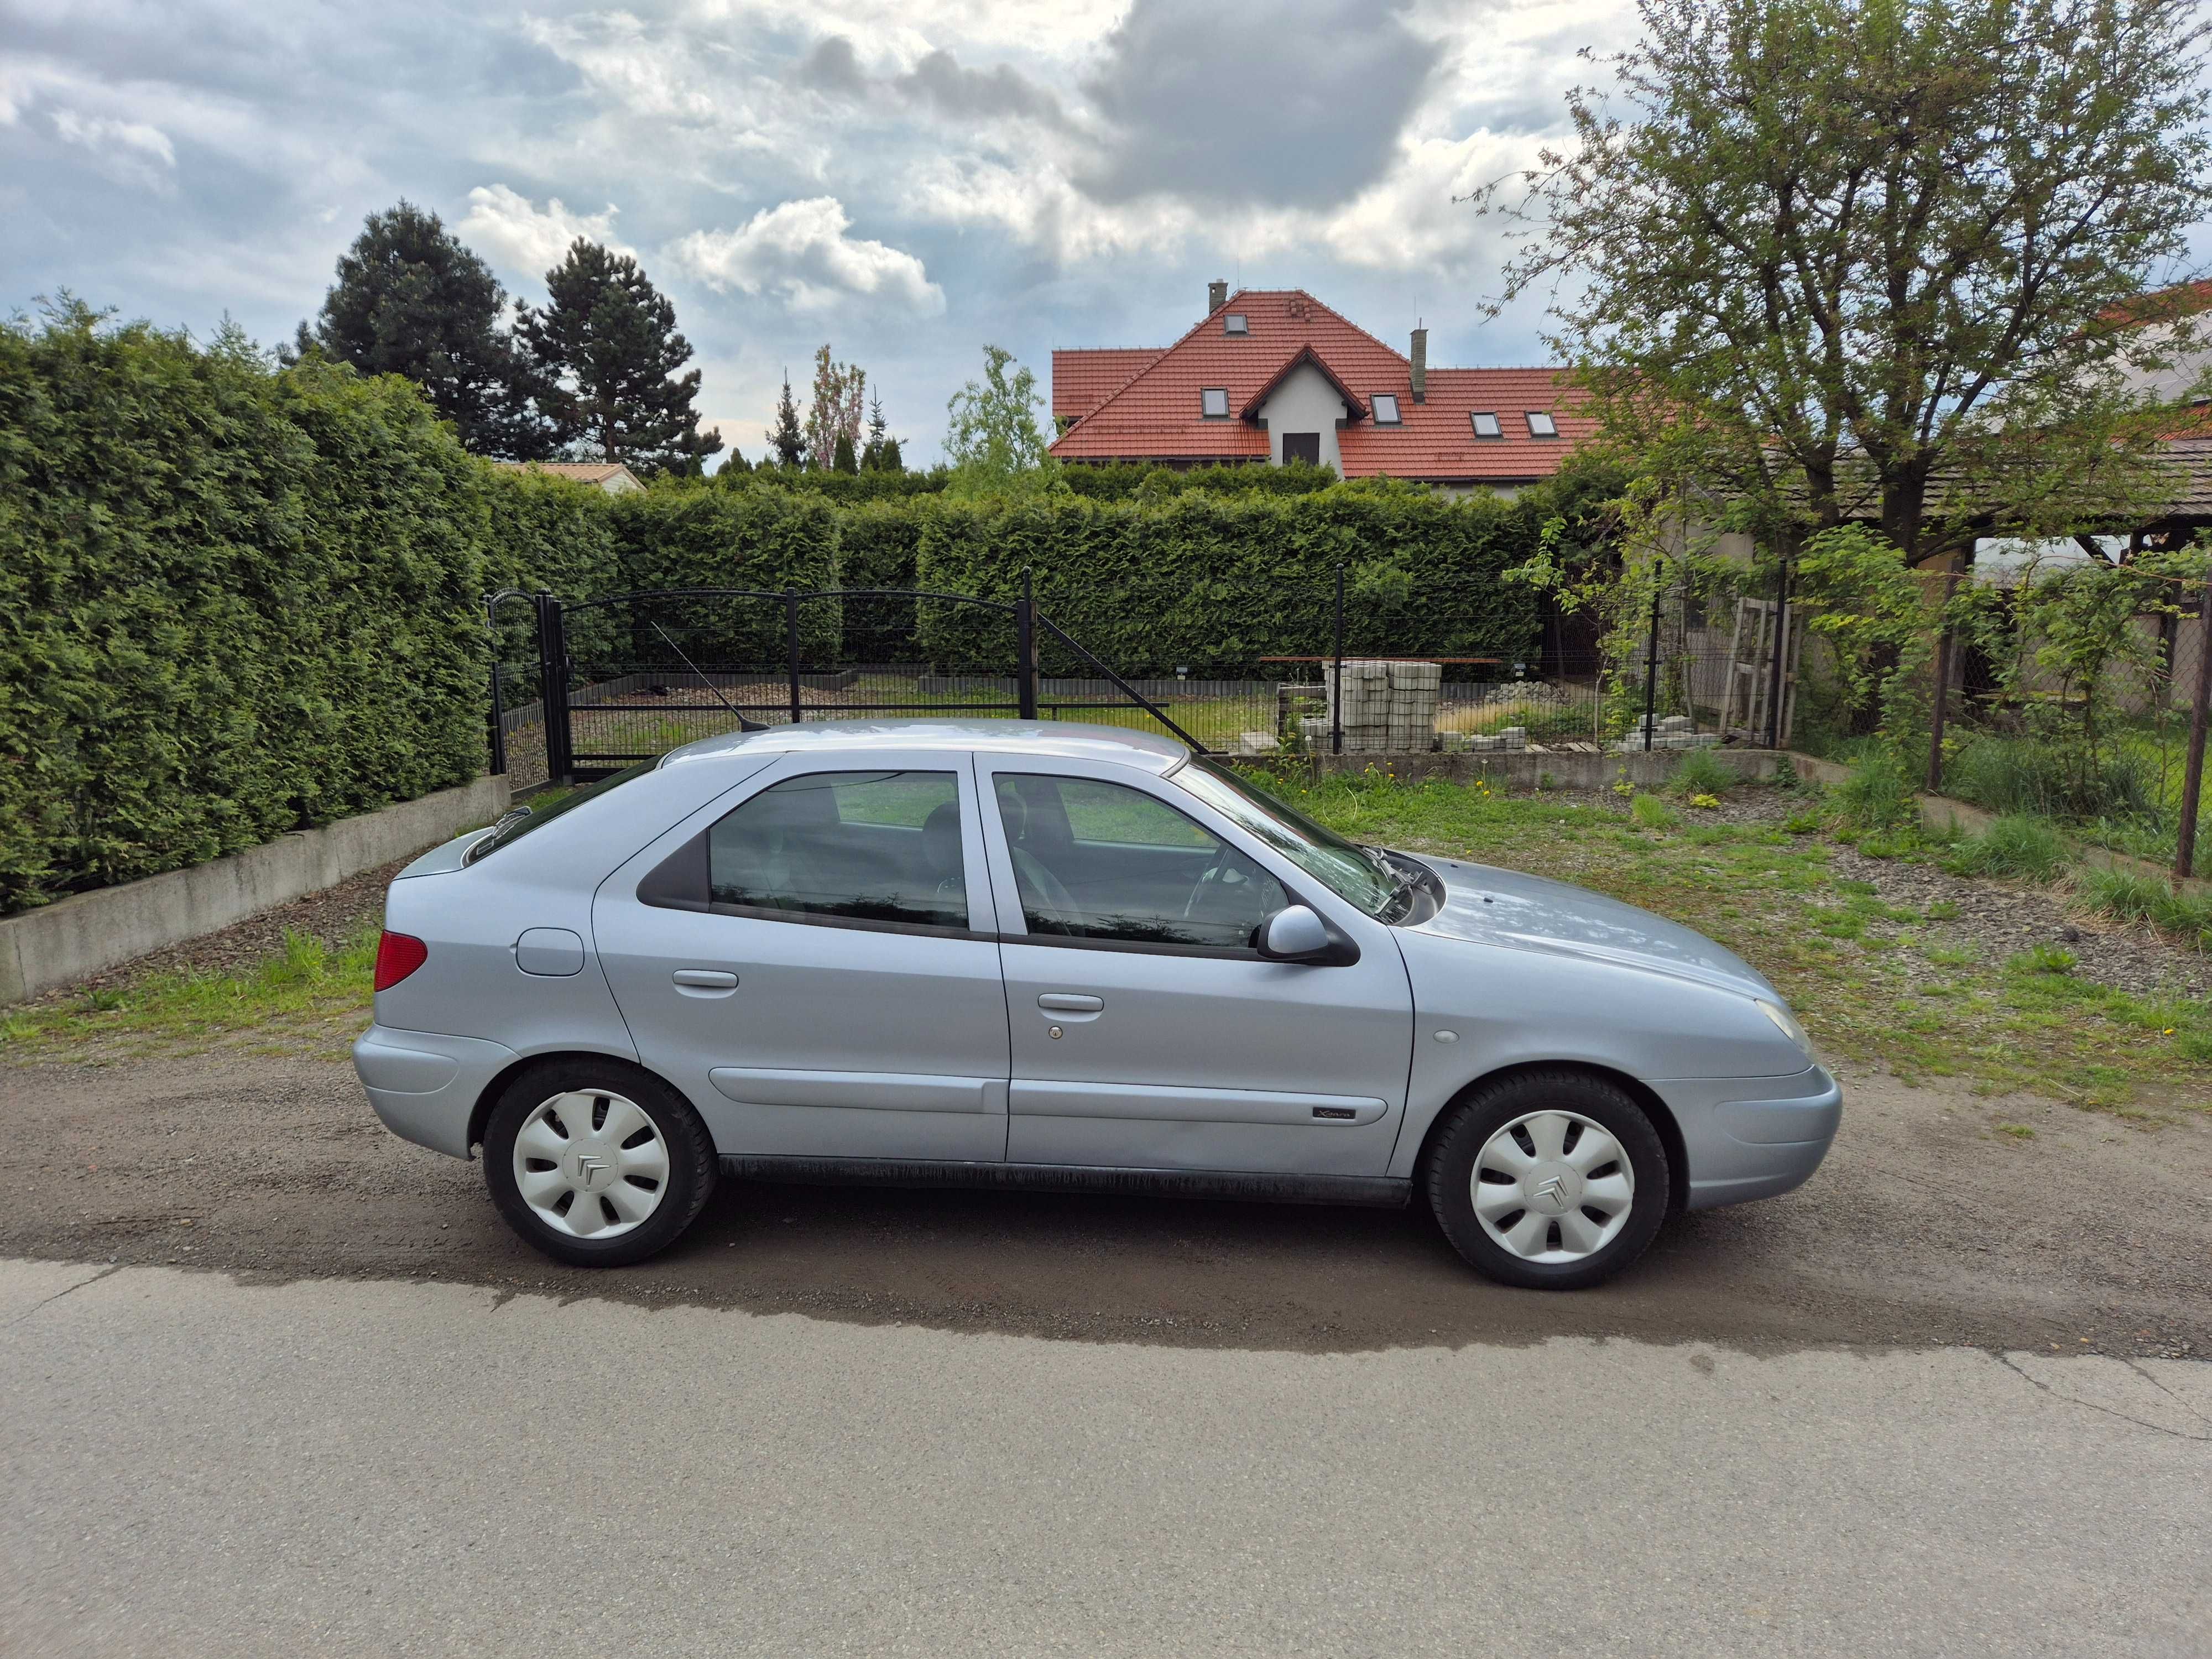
(1619, 713), (1721, 751)
(1327, 660), (1441, 752)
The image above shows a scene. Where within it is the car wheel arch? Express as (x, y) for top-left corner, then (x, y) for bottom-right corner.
(1410, 1061), (1689, 1218)
(465, 1049), (692, 1161)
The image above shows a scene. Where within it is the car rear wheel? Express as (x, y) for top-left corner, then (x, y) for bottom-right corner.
(483, 1060), (716, 1268)
(1425, 1071), (1669, 1290)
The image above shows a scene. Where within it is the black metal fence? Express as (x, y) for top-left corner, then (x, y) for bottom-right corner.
(489, 568), (1798, 790)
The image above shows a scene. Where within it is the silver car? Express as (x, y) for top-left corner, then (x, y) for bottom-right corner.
(355, 722), (1839, 1289)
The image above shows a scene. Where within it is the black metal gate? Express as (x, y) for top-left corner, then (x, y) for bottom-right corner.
(489, 579), (1207, 786)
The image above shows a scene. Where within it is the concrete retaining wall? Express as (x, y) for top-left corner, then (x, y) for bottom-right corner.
(0, 775), (511, 1005)
(1297, 747), (1791, 791)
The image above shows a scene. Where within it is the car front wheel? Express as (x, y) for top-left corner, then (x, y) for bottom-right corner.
(1425, 1070), (1669, 1290)
(483, 1060), (717, 1268)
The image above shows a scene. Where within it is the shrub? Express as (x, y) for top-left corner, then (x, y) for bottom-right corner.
(1666, 747), (1734, 798)
(1942, 815), (2074, 883)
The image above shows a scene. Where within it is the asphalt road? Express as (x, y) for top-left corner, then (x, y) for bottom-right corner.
(4, 1257), (2209, 1658)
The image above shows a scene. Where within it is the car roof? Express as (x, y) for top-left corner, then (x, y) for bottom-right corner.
(657, 719), (1191, 775)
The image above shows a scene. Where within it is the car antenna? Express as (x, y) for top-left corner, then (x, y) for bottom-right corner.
(650, 621), (769, 732)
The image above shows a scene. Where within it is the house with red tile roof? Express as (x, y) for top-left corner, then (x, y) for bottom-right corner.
(1049, 284), (1593, 493)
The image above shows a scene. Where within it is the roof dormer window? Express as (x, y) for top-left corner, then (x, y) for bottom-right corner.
(1372, 394), (1401, 425)
(1201, 387), (1230, 419)
(1526, 410), (1559, 438)
(1470, 411), (1502, 439)
(1223, 314), (1249, 335)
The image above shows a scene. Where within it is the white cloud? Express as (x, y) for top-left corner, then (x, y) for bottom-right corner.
(666, 197), (944, 314)
(49, 108), (175, 190)
(458, 185), (631, 274)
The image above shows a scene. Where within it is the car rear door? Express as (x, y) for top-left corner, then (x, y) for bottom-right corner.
(593, 752), (1010, 1163)
(976, 757), (1414, 1177)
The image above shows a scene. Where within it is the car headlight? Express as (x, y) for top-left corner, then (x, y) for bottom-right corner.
(1754, 998), (1813, 1059)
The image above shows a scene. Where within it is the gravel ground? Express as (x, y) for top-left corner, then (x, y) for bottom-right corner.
(0, 1051), (2204, 1360)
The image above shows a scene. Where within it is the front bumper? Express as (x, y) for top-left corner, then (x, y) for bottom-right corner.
(353, 1025), (519, 1159)
(1650, 1064), (1843, 1211)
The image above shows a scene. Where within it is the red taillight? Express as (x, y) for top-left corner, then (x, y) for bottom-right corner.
(373, 931), (429, 992)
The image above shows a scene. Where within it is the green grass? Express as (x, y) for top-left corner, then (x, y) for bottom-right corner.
(0, 925), (382, 1061)
(1630, 792), (1681, 830)
(1664, 747), (1735, 799)
(1943, 815), (2075, 884)
(2074, 865), (2212, 945)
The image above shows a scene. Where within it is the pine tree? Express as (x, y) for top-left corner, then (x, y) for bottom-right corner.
(881, 436), (904, 472)
(517, 239), (723, 477)
(859, 390), (898, 471)
(832, 431), (858, 473)
(296, 200), (554, 457)
(767, 372), (808, 468)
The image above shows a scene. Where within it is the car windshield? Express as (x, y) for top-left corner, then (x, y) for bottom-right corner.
(1173, 760), (1406, 919)
(464, 760), (659, 863)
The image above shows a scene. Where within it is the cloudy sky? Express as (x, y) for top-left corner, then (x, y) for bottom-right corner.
(1, 0), (1627, 466)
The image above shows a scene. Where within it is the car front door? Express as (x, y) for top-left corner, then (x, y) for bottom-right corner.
(593, 754), (1010, 1163)
(977, 757), (1413, 1176)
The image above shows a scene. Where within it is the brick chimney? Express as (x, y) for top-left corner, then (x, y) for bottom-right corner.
(1410, 325), (1427, 404)
(1208, 279), (1228, 314)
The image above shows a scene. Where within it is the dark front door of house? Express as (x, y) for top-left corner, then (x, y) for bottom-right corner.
(1281, 433), (1320, 465)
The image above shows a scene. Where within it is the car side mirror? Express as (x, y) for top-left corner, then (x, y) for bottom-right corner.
(1259, 905), (1334, 963)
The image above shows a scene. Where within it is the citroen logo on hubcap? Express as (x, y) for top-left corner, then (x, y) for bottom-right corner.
(572, 1154), (613, 1190)
(1531, 1174), (1569, 1212)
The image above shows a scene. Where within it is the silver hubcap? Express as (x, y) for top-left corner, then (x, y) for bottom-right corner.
(1472, 1109), (1635, 1263)
(512, 1090), (670, 1239)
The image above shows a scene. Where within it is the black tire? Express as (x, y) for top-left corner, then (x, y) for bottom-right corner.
(1424, 1070), (1670, 1291)
(483, 1058), (717, 1268)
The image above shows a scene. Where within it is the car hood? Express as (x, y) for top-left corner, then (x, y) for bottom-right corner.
(1401, 853), (1778, 1001)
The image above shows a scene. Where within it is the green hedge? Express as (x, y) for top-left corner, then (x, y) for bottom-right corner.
(607, 486), (843, 667)
(0, 309), (487, 912)
(1060, 459), (1342, 500)
(913, 482), (1550, 674)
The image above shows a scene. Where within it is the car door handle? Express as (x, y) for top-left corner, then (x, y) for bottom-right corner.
(673, 969), (739, 994)
(1038, 993), (1103, 1013)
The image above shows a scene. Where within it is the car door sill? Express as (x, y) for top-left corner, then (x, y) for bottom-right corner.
(719, 1155), (1411, 1209)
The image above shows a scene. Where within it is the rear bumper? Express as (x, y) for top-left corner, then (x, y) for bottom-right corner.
(1650, 1065), (1843, 1211)
(353, 1025), (518, 1159)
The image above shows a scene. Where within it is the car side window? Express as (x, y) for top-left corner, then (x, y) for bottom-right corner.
(708, 770), (967, 930)
(994, 773), (1288, 950)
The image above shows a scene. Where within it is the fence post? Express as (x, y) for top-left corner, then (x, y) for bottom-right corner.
(1926, 568), (1962, 795)
(1764, 553), (1792, 750)
(2175, 566), (2212, 880)
(1642, 573), (1663, 749)
(1016, 567), (1038, 720)
(785, 589), (804, 727)
(534, 592), (572, 785)
(1331, 564), (1345, 755)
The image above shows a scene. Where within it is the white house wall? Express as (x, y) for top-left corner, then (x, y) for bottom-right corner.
(1254, 363), (1348, 472)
